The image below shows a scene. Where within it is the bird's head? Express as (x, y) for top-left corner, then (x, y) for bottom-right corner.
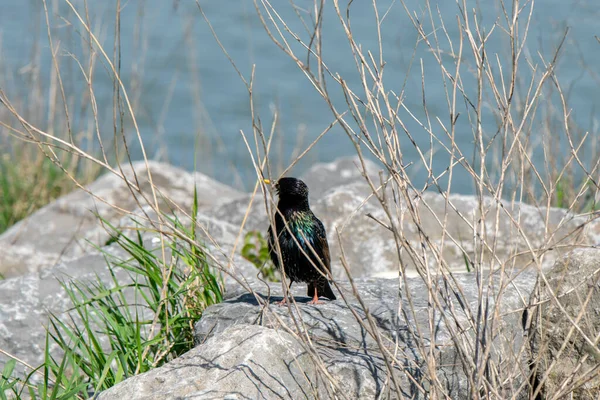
(264, 177), (310, 207)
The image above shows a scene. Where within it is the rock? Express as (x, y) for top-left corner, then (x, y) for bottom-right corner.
(417, 192), (593, 262)
(525, 248), (600, 399)
(0, 251), (123, 375)
(0, 221), (258, 375)
(313, 184), (594, 278)
(99, 272), (537, 399)
(210, 174), (595, 280)
(96, 324), (319, 400)
(208, 156), (381, 234)
(3, 157), (599, 398)
(0, 161), (244, 278)
(300, 155), (382, 201)
(210, 192), (270, 233)
(0, 160), (253, 374)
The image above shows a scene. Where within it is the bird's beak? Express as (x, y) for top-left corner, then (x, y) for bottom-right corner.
(263, 179), (272, 185)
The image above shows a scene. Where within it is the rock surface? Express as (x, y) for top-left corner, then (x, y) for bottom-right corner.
(211, 175), (597, 279)
(300, 155), (381, 202)
(1, 157), (599, 399)
(97, 324), (319, 400)
(525, 248), (600, 399)
(103, 272), (538, 399)
(100, 247), (600, 399)
(0, 161), (244, 278)
(0, 162), (249, 374)
(0, 235), (258, 373)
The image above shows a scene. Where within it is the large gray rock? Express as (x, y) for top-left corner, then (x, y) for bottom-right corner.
(210, 192), (270, 234)
(0, 220), (258, 375)
(208, 156), (381, 235)
(210, 162), (597, 280)
(308, 183), (596, 278)
(525, 248), (600, 399)
(0, 250), (125, 376)
(3, 157), (599, 399)
(0, 161), (244, 278)
(104, 271), (538, 399)
(0, 161), (251, 376)
(97, 324), (320, 400)
(300, 155), (381, 201)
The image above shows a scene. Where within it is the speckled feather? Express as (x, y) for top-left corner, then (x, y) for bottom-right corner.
(267, 178), (336, 301)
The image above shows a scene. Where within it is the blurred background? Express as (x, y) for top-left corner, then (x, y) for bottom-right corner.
(1, 0), (599, 193)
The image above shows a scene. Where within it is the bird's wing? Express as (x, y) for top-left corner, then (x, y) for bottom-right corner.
(314, 217), (331, 273)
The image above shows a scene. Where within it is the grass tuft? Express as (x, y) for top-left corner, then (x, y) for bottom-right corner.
(1, 210), (223, 398)
(241, 230), (279, 282)
(0, 151), (101, 235)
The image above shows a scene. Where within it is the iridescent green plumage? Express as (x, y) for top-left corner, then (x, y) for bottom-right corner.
(290, 212), (315, 244)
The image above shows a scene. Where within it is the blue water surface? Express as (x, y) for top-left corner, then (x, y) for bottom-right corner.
(1, 0), (599, 194)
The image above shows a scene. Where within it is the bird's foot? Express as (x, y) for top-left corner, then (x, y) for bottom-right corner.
(276, 297), (289, 306)
(307, 295), (322, 305)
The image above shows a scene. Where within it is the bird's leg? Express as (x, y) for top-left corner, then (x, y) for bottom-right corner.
(276, 297), (289, 306)
(277, 280), (293, 306)
(307, 285), (322, 305)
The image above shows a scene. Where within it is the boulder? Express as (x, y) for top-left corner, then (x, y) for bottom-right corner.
(309, 184), (596, 278)
(0, 161), (253, 374)
(300, 155), (382, 201)
(97, 325), (320, 400)
(210, 164), (596, 280)
(208, 156), (381, 234)
(210, 191), (270, 234)
(525, 248), (600, 399)
(0, 219), (258, 375)
(0, 250), (126, 375)
(103, 271), (539, 399)
(2, 157), (599, 399)
(0, 161), (244, 278)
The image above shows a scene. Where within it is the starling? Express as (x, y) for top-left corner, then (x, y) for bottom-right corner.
(266, 177), (336, 304)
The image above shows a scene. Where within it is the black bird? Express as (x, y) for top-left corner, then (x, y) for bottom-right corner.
(265, 177), (336, 304)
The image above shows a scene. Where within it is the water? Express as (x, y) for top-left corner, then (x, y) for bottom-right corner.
(1, 0), (599, 193)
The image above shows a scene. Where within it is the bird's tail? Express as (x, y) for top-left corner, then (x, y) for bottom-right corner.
(308, 280), (337, 300)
